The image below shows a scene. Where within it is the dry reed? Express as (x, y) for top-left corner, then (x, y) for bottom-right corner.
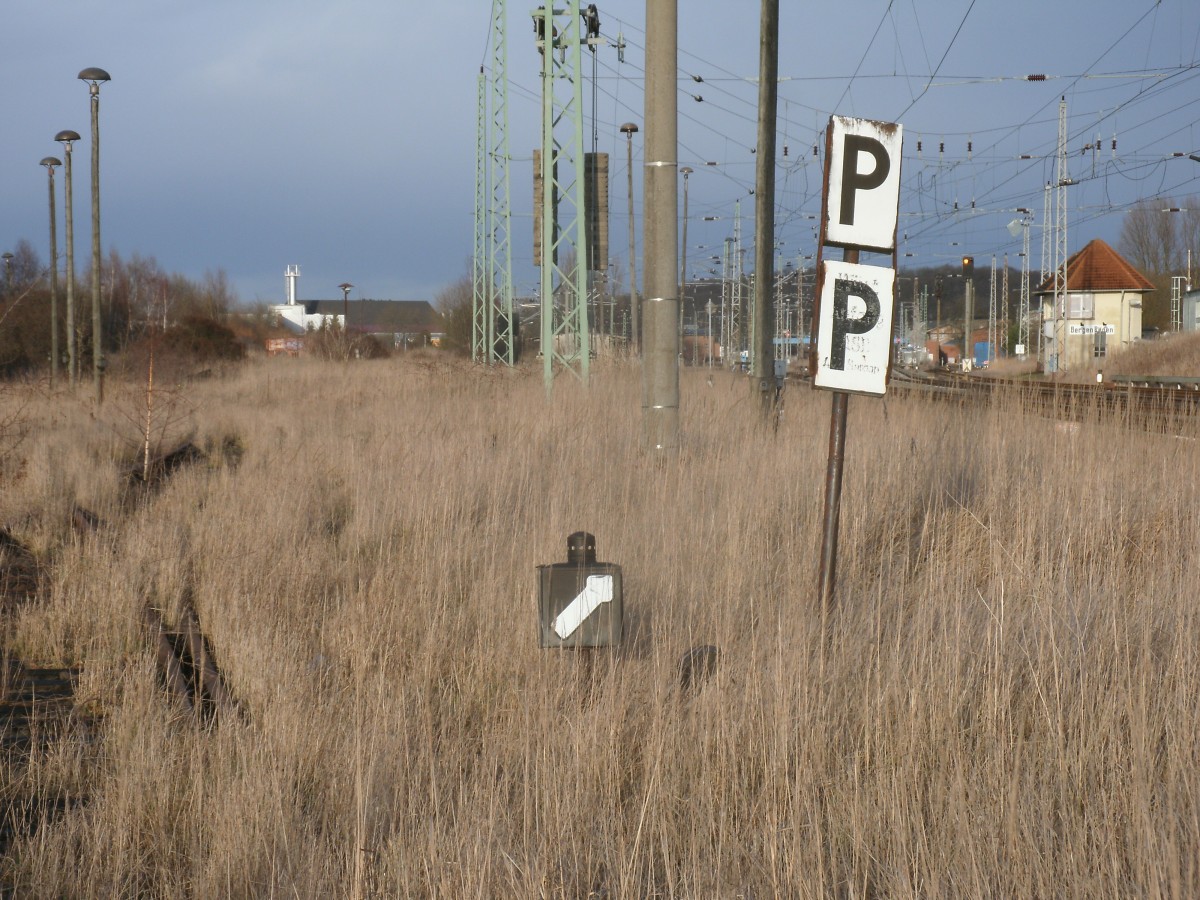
(1, 352), (1197, 898)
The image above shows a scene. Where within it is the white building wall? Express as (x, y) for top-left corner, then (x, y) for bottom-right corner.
(1184, 291), (1200, 332)
(268, 304), (343, 334)
(1042, 289), (1143, 370)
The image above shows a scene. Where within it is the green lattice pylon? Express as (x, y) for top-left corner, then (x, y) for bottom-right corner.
(535, 1), (590, 390)
(473, 3), (516, 366)
(472, 67), (489, 363)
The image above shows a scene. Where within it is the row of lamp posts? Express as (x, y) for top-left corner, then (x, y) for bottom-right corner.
(35, 68), (110, 399)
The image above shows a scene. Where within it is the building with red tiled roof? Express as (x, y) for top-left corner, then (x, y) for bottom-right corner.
(1034, 239), (1153, 372)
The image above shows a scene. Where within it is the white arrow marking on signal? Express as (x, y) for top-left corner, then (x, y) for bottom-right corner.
(553, 575), (614, 639)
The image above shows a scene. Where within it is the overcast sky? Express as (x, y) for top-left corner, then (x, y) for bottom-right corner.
(3, 1), (1199, 306)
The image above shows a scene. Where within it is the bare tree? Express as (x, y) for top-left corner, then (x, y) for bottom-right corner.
(435, 274), (471, 354)
(1119, 196), (1196, 330)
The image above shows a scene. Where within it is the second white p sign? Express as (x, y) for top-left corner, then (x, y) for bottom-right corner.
(814, 260), (896, 396)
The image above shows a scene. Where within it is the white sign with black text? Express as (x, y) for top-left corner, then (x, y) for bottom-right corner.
(824, 116), (903, 253)
(814, 260), (896, 396)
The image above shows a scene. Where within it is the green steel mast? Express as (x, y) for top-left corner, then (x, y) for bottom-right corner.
(489, 1), (515, 365)
(473, 2), (516, 366)
(535, 1), (590, 390)
(472, 67), (489, 362)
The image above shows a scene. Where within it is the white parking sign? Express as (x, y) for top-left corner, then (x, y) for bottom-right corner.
(824, 116), (903, 253)
(814, 260), (895, 396)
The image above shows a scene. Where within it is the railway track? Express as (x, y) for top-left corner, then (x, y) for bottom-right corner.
(0, 663), (94, 854)
(1, 527), (97, 862)
(2, 504), (240, 870)
(890, 367), (1200, 427)
(143, 603), (241, 724)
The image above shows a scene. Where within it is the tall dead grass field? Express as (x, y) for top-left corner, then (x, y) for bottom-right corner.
(1, 352), (1198, 897)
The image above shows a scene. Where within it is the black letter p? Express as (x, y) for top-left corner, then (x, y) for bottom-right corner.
(830, 278), (880, 370)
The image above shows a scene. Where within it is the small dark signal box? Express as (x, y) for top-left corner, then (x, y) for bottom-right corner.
(537, 531), (623, 649)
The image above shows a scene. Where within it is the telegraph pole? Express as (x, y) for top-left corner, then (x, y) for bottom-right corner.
(642, 0), (679, 450)
(751, 0), (779, 413)
(1050, 97), (1069, 373)
(1018, 216), (1031, 356)
(730, 200), (743, 366)
(962, 255), (974, 368)
(988, 255), (997, 366)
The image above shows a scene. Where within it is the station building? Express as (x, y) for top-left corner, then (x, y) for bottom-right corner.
(1035, 239), (1153, 372)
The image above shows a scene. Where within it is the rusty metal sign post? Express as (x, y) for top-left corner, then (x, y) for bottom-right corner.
(810, 116), (903, 626)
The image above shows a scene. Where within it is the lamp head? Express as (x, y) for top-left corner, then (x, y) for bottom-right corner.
(41, 156), (63, 169)
(619, 122), (639, 136)
(78, 67), (111, 84)
(55, 129), (82, 145)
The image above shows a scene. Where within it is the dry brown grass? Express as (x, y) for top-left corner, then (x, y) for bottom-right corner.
(2, 353), (1198, 897)
(1101, 331), (1200, 379)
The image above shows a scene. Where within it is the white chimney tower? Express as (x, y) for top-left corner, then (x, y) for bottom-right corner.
(285, 264), (301, 305)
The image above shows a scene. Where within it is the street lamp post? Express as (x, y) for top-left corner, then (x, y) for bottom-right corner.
(620, 121), (639, 352)
(339, 282), (353, 332)
(2, 253), (12, 291)
(55, 130), (81, 387)
(79, 67), (111, 404)
(41, 156), (62, 388)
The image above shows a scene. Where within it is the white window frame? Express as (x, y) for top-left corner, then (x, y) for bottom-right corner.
(1067, 292), (1094, 319)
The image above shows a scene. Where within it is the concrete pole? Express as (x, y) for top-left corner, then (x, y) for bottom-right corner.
(642, 0), (679, 451)
(751, 0), (779, 413)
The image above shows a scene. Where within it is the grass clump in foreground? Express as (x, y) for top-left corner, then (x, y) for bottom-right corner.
(1, 354), (1198, 898)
